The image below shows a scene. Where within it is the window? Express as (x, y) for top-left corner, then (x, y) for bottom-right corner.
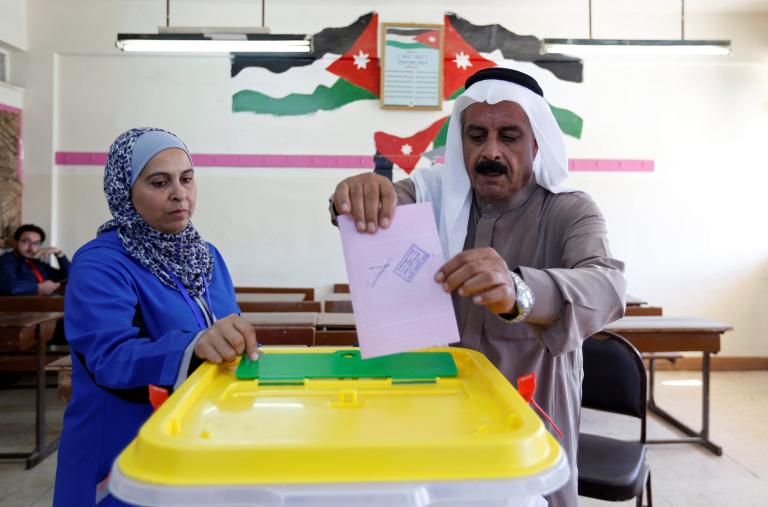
(0, 50), (7, 83)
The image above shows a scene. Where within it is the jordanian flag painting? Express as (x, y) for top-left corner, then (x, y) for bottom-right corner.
(373, 13), (585, 173)
(232, 13), (380, 115)
(232, 12), (585, 172)
(385, 29), (440, 50)
(442, 13), (583, 140)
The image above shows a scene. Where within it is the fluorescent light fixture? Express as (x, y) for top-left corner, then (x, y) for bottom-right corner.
(116, 33), (311, 54)
(542, 38), (731, 56)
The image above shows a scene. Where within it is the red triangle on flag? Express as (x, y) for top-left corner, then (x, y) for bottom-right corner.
(415, 30), (440, 49)
(443, 15), (496, 99)
(374, 117), (448, 174)
(326, 13), (380, 96)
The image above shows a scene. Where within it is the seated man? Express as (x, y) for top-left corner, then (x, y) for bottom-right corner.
(330, 68), (626, 507)
(0, 224), (70, 295)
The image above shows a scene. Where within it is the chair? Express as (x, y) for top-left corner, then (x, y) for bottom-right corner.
(578, 330), (653, 507)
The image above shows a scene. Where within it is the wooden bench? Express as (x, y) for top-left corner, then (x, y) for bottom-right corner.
(234, 287), (315, 301)
(324, 293), (353, 313)
(45, 354), (72, 401)
(0, 296), (65, 312)
(625, 306), (663, 316)
(253, 326), (315, 346)
(332, 283), (350, 294)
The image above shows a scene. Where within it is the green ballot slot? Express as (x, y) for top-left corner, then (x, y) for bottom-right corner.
(236, 349), (458, 383)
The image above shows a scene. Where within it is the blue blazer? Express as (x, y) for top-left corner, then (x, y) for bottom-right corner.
(0, 250), (70, 295)
(53, 230), (239, 507)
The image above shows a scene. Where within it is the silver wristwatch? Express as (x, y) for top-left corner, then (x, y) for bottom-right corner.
(506, 271), (534, 323)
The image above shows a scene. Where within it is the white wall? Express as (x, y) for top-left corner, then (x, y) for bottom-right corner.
(0, 0), (27, 51)
(17, 0), (768, 356)
(0, 81), (23, 108)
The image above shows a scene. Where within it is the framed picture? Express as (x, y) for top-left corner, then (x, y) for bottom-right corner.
(380, 23), (443, 110)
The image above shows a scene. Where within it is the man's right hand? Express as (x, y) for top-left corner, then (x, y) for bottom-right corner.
(194, 314), (259, 364)
(37, 280), (61, 296)
(332, 173), (397, 233)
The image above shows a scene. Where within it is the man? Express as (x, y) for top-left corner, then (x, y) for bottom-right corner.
(0, 224), (70, 295)
(331, 68), (626, 507)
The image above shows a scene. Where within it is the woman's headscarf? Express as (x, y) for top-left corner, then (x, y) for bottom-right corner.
(98, 127), (213, 296)
(410, 69), (576, 259)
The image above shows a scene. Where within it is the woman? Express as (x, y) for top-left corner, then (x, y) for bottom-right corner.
(53, 128), (258, 506)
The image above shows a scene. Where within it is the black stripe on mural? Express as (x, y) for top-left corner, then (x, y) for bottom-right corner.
(386, 28), (435, 36)
(231, 12), (374, 76)
(446, 13), (583, 83)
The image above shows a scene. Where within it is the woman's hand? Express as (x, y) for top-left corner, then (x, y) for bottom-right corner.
(194, 314), (259, 363)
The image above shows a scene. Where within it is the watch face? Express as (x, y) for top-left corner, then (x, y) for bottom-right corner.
(510, 272), (534, 315)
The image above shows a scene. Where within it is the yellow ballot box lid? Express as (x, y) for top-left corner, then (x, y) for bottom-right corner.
(111, 347), (567, 505)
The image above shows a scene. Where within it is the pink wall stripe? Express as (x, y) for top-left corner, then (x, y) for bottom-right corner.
(0, 102), (23, 182)
(569, 159), (654, 172)
(55, 152), (653, 172)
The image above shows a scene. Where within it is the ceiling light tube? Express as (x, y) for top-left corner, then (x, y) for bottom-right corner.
(542, 38), (731, 56)
(116, 34), (311, 54)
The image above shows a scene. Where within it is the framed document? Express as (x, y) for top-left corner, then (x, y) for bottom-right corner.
(380, 23), (443, 110)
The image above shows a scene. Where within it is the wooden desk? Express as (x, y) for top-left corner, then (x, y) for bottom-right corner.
(605, 316), (733, 455)
(237, 301), (322, 313)
(236, 293), (306, 303)
(0, 312), (63, 468)
(625, 294), (648, 307)
(317, 313), (356, 329)
(0, 296), (64, 312)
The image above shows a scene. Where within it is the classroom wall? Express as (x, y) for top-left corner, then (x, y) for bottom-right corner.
(0, 82), (23, 109)
(14, 0), (768, 356)
(0, 0), (27, 51)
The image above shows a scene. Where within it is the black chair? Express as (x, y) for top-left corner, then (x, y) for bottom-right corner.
(578, 331), (653, 507)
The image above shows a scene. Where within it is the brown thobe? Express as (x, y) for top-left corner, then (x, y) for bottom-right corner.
(394, 175), (626, 507)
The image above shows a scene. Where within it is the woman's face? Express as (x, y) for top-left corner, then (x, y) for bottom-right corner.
(131, 148), (197, 234)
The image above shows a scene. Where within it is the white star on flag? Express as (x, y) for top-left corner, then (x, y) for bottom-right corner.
(353, 50), (370, 70)
(400, 144), (413, 155)
(428, 36), (436, 43)
(453, 52), (472, 70)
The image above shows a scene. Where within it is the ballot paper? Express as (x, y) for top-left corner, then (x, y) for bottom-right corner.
(338, 203), (460, 358)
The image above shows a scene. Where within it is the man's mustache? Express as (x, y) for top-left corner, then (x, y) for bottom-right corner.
(474, 160), (508, 176)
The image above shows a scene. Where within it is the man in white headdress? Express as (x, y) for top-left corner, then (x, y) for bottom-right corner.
(331, 67), (626, 506)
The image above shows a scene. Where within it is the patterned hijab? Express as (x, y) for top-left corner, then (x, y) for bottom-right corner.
(97, 127), (213, 296)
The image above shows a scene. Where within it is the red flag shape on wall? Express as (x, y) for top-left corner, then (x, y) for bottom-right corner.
(326, 13), (380, 95)
(374, 117), (449, 173)
(415, 30), (441, 49)
(442, 15), (495, 99)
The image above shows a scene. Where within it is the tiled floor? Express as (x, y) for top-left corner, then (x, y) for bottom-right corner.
(0, 371), (766, 507)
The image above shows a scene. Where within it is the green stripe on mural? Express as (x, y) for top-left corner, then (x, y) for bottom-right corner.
(385, 41), (434, 50)
(433, 118), (450, 149)
(438, 92), (582, 140)
(233, 78), (377, 116)
(549, 104), (583, 139)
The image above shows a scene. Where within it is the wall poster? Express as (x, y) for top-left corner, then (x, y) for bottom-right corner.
(380, 23), (443, 110)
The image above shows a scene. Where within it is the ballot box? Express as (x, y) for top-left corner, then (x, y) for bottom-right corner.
(109, 347), (568, 506)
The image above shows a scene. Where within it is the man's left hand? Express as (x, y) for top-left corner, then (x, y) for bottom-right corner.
(37, 247), (62, 258)
(435, 247), (517, 315)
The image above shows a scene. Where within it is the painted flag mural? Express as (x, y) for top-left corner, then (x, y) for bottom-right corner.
(374, 117), (448, 174)
(232, 13), (380, 115)
(231, 12), (585, 173)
